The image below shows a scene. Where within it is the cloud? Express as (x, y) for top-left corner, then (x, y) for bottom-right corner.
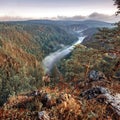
(0, 16), (31, 21)
(89, 12), (110, 19)
(88, 12), (120, 22)
(56, 15), (86, 21)
(55, 12), (120, 22)
(0, 13), (119, 23)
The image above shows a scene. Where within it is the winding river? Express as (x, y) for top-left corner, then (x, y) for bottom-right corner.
(42, 36), (85, 73)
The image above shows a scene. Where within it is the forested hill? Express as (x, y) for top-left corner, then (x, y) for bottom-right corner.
(6, 20), (112, 34)
(0, 23), (77, 56)
(0, 22), (77, 106)
(26, 20), (112, 27)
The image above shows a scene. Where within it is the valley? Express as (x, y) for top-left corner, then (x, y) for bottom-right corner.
(42, 36), (85, 73)
(0, 19), (120, 120)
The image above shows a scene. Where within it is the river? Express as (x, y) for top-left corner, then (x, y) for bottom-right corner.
(42, 36), (85, 73)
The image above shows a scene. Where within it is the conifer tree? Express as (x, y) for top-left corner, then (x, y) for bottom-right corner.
(114, 0), (120, 15)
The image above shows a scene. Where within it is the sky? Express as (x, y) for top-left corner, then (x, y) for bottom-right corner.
(0, 0), (119, 22)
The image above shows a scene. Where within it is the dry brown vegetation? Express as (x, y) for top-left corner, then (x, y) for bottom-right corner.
(0, 74), (119, 120)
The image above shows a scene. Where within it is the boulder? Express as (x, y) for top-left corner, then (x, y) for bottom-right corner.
(80, 86), (109, 99)
(88, 70), (106, 81)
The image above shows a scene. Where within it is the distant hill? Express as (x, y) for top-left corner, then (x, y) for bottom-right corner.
(7, 19), (112, 32)
(26, 19), (111, 26)
(81, 20), (112, 28)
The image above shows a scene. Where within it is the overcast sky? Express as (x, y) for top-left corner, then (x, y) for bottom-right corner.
(0, 0), (119, 21)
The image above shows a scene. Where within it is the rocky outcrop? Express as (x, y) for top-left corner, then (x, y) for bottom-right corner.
(105, 93), (120, 116)
(80, 86), (120, 117)
(80, 86), (109, 99)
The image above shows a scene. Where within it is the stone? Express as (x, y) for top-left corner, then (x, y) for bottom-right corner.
(38, 111), (50, 120)
(80, 86), (109, 99)
(105, 93), (120, 116)
(44, 94), (51, 101)
(41, 93), (52, 108)
(88, 70), (106, 81)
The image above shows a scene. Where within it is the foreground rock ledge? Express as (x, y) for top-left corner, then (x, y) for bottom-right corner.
(80, 86), (120, 117)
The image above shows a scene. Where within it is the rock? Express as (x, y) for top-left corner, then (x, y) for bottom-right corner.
(96, 95), (107, 103)
(45, 94), (51, 101)
(80, 86), (109, 99)
(81, 86), (120, 117)
(38, 111), (50, 120)
(99, 87), (108, 94)
(105, 93), (120, 116)
(41, 93), (52, 108)
(88, 70), (106, 81)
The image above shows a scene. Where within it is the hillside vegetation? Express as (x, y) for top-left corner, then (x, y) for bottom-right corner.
(0, 23), (77, 106)
(0, 21), (119, 119)
(61, 22), (120, 80)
